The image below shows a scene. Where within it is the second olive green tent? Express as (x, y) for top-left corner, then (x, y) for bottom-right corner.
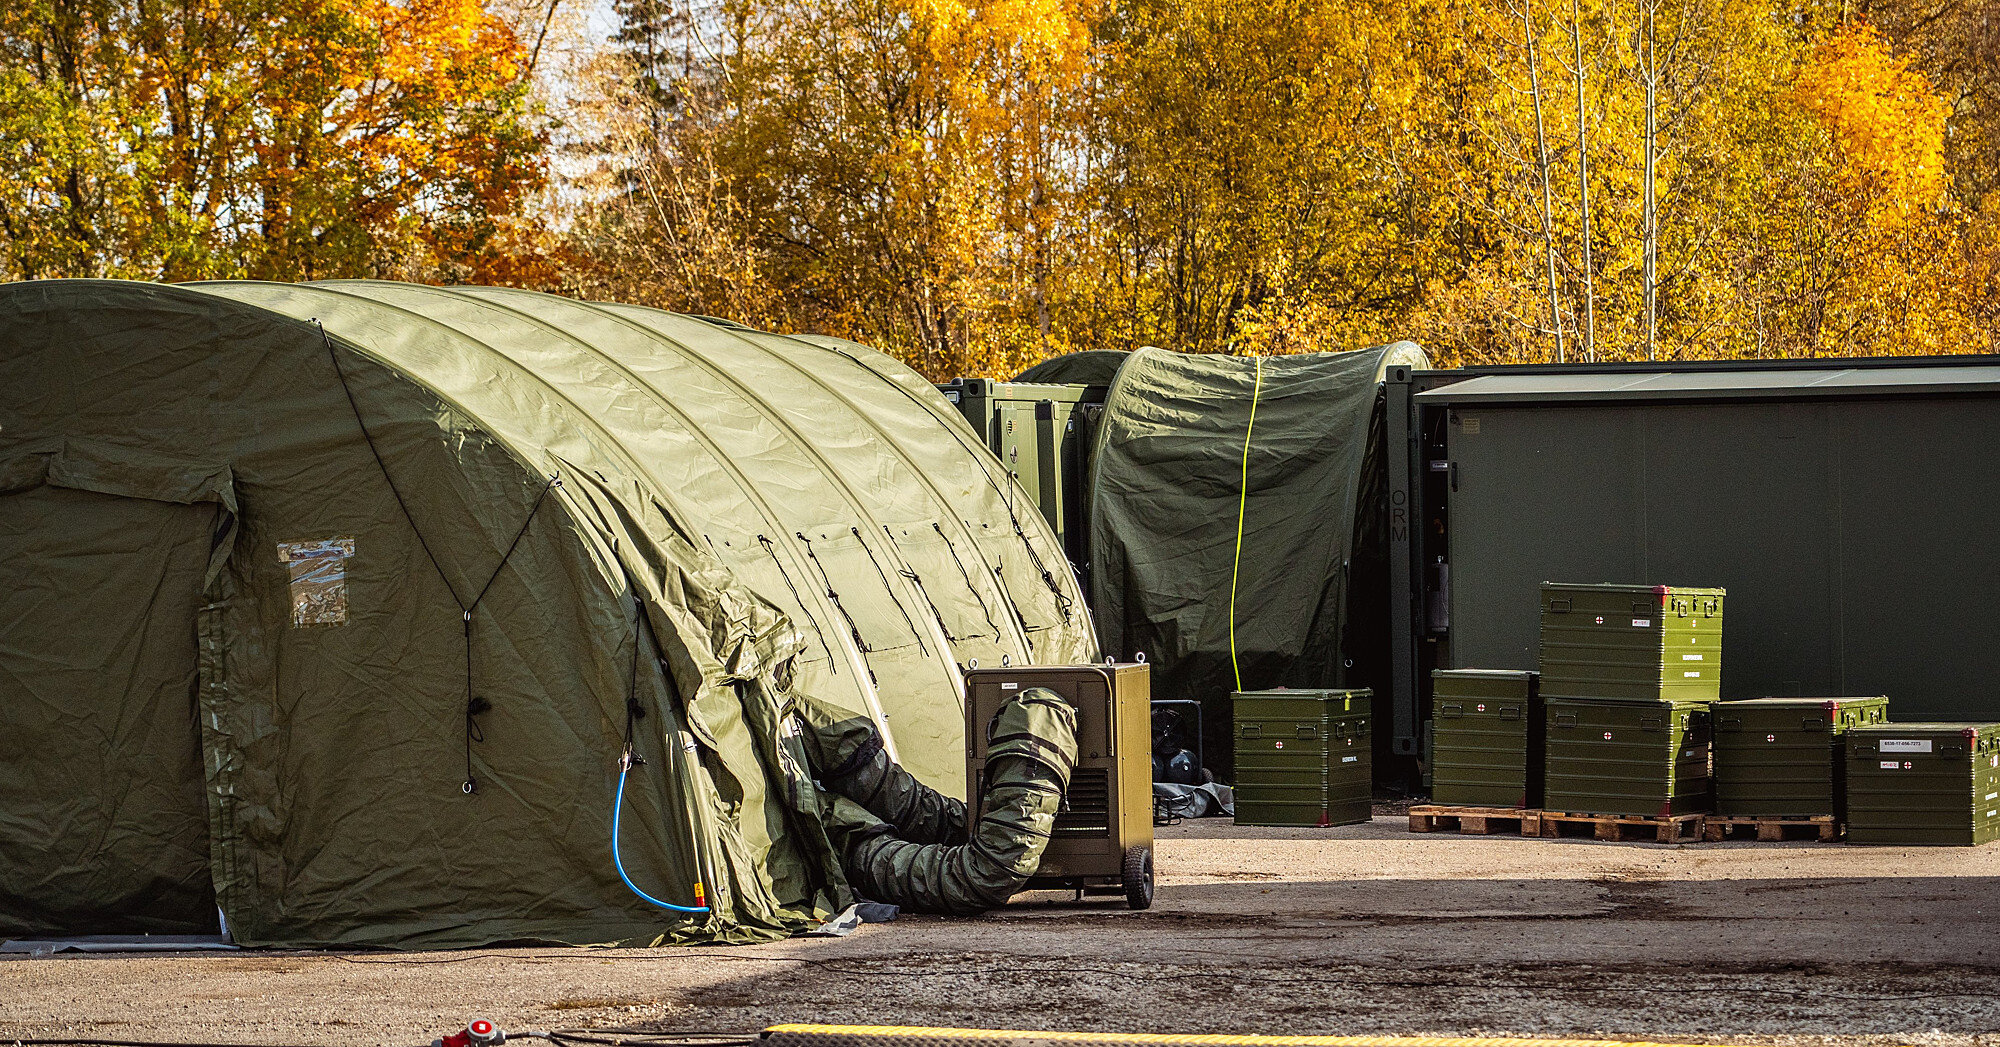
(0, 278), (1093, 949)
(1086, 344), (1427, 770)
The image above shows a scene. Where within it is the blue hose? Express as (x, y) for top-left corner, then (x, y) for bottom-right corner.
(613, 763), (710, 913)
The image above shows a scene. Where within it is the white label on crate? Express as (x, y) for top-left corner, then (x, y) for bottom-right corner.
(1880, 761), (1899, 769)
(1632, 618), (1652, 627)
(1986, 792), (1998, 801)
(1683, 671), (1702, 678)
(1880, 739), (1933, 753)
(1683, 654), (1704, 660)
(1342, 755), (1359, 763)
(1001, 683), (1018, 690)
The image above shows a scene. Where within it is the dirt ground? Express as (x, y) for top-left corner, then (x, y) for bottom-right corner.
(5, 815), (1999, 1047)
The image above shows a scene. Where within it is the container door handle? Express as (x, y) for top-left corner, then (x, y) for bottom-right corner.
(1438, 703), (1463, 719)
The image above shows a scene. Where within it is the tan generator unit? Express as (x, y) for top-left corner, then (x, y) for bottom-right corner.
(964, 662), (1155, 908)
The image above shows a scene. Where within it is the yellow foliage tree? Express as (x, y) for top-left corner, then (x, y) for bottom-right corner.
(0, 0), (548, 282)
(1788, 22), (1971, 353)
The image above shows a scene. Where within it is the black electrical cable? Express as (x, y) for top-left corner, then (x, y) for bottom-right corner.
(0, 1040), (293, 1047)
(319, 320), (560, 794)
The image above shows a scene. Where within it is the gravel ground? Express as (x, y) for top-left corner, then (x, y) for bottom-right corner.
(4, 816), (1998, 1047)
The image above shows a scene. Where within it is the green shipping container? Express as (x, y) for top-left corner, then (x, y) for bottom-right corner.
(1544, 697), (1714, 817)
(1846, 723), (2000, 846)
(1540, 583), (1724, 703)
(1714, 696), (1889, 817)
(1431, 669), (1542, 808)
(1233, 689), (1372, 827)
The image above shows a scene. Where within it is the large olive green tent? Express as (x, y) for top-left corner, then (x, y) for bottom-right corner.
(0, 279), (1093, 948)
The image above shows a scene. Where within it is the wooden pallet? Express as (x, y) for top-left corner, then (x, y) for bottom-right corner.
(1408, 805), (1541, 836)
(1537, 809), (1705, 843)
(1703, 814), (1839, 842)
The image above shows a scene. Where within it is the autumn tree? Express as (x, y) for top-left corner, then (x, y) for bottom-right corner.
(566, 0), (1996, 371)
(0, 0), (549, 282)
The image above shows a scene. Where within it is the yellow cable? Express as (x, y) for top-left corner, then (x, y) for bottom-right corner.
(1228, 356), (1265, 693)
(763, 1025), (1775, 1047)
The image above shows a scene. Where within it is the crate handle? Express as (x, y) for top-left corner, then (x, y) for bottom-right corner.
(1717, 716), (1741, 729)
(1702, 598), (1719, 617)
(1549, 598), (1571, 613)
(1438, 702), (1463, 719)
(1799, 716), (1826, 730)
(1296, 724), (1319, 739)
(1499, 706), (1521, 720)
(1941, 744), (1966, 755)
(1241, 724), (1262, 738)
(1641, 716), (1664, 731)
(1672, 598), (1690, 617)
(1554, 713), (1578, 727)
(1631, 601), (1654, 616)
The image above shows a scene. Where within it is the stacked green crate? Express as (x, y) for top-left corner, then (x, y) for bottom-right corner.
(1539, 584), (1724, 702)
(1430, 669), (1541, 808)
(1846, 724), (2000, 846)
(1538, 583), (1723, 818)
(1543, 698), (1714, 816)
(1233, 689), (1372, 827)
(1713, 697), (1889, 817)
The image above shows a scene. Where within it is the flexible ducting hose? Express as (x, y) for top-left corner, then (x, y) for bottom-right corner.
(820, 689), (1078, 916)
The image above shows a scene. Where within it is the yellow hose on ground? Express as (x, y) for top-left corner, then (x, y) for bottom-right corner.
(761, 1025), (1774, 1047)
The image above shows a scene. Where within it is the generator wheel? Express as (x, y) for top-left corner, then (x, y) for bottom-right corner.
(1122, 845), (1154, 910)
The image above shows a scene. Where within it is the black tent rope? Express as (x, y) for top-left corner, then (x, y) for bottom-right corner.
(795, 532), (872, 654)
(756, 534), (836, 671)
(852, 526), (930, 656)
(987, 560), (1036, 655)
(884, 526), (967, 643)
(932, 522), (1007, 643)
(799, 340), (1076, 629)
(621, 596), (646, 762)
(320, 320), (561, 795)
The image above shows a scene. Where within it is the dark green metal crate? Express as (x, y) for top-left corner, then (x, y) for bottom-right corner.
(1544, 697), (1714, 817)
(1846, 723), (2000, 846)
(1714, 696), (1888, 817)
(1233, 689), (1372, 827)
(1540, 583), (1724, 703)
(1430, 669), (1541, 808)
